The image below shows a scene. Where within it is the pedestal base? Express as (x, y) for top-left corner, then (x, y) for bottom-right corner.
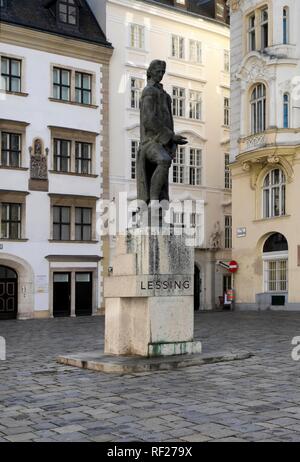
(57, 350), (253, 374)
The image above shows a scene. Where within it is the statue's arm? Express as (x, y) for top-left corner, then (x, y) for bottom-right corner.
(142, 93), (174, 145)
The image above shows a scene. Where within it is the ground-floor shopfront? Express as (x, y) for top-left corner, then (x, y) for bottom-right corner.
(0, 252), (102, 320)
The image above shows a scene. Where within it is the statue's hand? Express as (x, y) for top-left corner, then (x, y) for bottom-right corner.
(173, 134), (188, 145)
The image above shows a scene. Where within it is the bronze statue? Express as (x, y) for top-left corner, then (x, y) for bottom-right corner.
(137, 60), (188, 204)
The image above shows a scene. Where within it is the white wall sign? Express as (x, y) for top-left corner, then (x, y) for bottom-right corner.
(237, 227), (247, 238)
(36, 275), (48, 294)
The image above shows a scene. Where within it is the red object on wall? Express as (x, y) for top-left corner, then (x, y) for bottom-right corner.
(228, 261), (239, 273)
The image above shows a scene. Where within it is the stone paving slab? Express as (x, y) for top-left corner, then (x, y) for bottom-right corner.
(57, 350), (253, 373)
(1, 311), (300, 442)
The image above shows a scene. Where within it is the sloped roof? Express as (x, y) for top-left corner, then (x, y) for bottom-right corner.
(0, 0), (112, 47)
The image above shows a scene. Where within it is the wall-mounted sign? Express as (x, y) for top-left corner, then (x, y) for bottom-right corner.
(237, 227), (247, 238)
(36, 275), (48, 294)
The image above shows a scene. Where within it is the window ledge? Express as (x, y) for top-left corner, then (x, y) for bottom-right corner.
(168, 57), (203, 67)
(49, 170), (98, 178)
(173, 116), (205, 125)
(126, 47), (149, 55)
(49, 240), (99, 244)
(48, 98), (98, 109)
(0, 166), (29, 171)
(0, 239), (28, 242)
(222, 125), (230, 130)
(253, 215), (291, 223)
(0, 91), (29, 97)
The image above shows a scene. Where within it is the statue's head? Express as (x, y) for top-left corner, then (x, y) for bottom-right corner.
(147, 60), (166, 83)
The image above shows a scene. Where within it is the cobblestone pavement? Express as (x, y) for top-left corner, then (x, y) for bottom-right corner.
(1, 311), (300, 442)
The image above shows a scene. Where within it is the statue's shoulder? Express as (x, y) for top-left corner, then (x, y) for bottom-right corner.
(142, 84), (159, 99)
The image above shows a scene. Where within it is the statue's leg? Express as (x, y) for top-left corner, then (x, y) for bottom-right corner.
(150, 162), (170, 201)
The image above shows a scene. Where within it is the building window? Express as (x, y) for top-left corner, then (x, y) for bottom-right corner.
(224, 97), (230, 127)
(224, 215), (232, 249)
(173, 147), (185, 184)
(1, 57), (21, 93)
(283, 93), (290, 128)
(189, 148), (202, 186)
(131, 140), (138, 180)
(172, 87), (185, 117)
(75, 142), (91, 175)
(58, 0), (78, 25)
(1, 133), (21, 168)
(1, 203), (21, 239)
(260, 7), (269, 49)
(75, 72), (91, 105)
(189, 91), (202, 120)
(283, 7), (289, 44)
(53, 67), (71, 101)
(53, 206), (71, 241)
(189, 40), (202, 63)
(75, 207), (92, 241)
(263, 169), (286, 218)
(224, 153), (232, 189)
(248, 13), (256, 51)
(251, 83), (266, 134)
(171, 35), (185, 60)
(0, 0), (7, 8)
(130, 78), (143, 109)
(54, 139), (71, 173)
(263, 233), (288, 293)
(224, 50), (230, 72)
(130, 24), (144, 49)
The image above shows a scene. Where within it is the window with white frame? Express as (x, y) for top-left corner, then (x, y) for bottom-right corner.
(130, 77), (143, 109)
(263, 169), (286, 218)
(189, 40), (202, 64)
(224, 97), (230, 127)
(263, 233), (288, 293)
(131, 140), (139, 180)
(224, 215), (232, 249)
(251, 83), (266, 134)
(1, 56), (21, 93)
(172, 87), (185, 117)
(283, 93), (290, 128)
(189, 91), (202, 120)
(130, 24), (145, 50)
(248, 13), (256, 51)
(189, 148), (202, 186)
(173, 147), (185, 184)
(0, 203), (22, 240)
(224, 50), (230, 72)
(283, 7), (289, 44)
(260, 7), (269, 49)
(171, 35), (185, 60)
(224, 153), (232, 189)
(1, 132), (21, 168)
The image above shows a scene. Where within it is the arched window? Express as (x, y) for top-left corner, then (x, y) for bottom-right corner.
(251, 83), (266, 134)
(283, 7), (289, 44)
(283, 93), (290, 128)
(263, 169), (286, 218)
(263, 233), (288, 293)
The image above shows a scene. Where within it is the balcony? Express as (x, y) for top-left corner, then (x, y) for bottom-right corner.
(238, 128), (300, 155)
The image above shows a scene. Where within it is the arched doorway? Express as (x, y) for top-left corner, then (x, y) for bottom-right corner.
(194, 265), (201, 311)
(0, 266), (18, 320)
(262, 233), (288, 306)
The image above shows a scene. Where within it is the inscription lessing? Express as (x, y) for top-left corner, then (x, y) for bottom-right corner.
(141, 280), (190, 290)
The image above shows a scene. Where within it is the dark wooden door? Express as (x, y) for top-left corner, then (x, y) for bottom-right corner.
(53, 273), (71, 317)
(75, 273), (93, 316)
(0, 266), (18, 320)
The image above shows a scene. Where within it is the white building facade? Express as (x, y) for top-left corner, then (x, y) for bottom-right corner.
(0, 0), (112, 319)
(230, 0), (300, 310)
(90, 0), (232, 310)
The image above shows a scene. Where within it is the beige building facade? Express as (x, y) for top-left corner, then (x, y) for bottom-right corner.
(230, 0), (300, 310)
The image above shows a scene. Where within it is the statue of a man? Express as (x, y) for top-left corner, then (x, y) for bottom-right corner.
(137, 60), (188, 204)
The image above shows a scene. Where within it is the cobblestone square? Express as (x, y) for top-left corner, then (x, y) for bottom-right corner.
(1, 311), (300, 442)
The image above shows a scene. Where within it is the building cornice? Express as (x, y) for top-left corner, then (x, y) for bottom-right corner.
(0, 22), (113, 65)
(108, 0), (229, 37)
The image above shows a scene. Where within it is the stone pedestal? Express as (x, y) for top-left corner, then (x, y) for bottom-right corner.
(104, 230), (202, 357)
